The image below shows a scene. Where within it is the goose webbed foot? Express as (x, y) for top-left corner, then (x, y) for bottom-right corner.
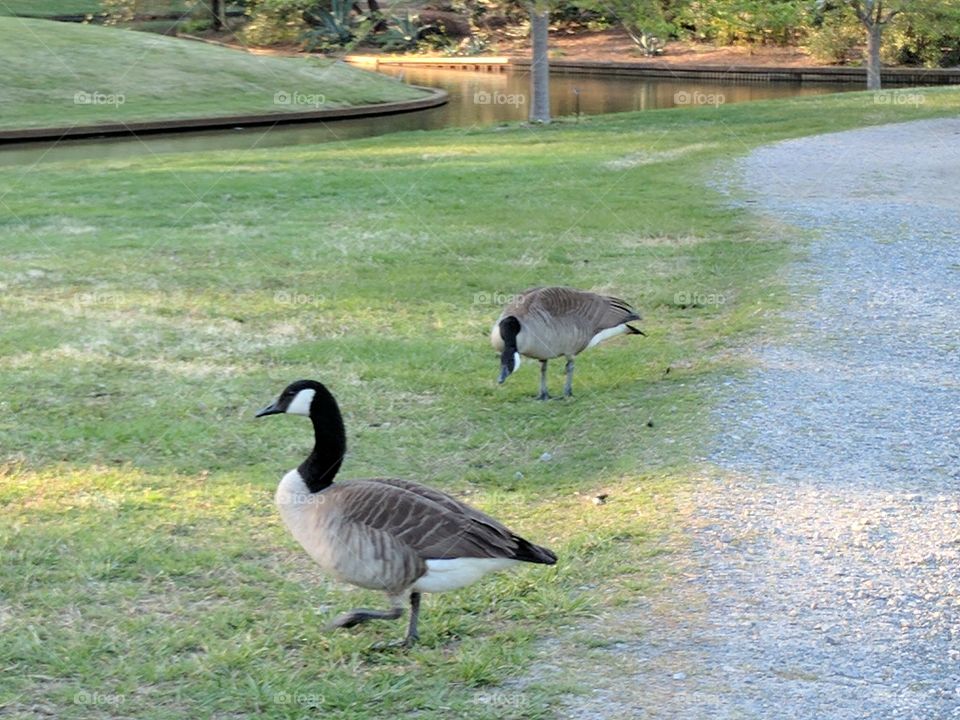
(369, 637), (415, 651)
(325, 606), (402, 631)
(536, 390), (550, 401)
(370, 632), (419, 651)
(371, 592), (421, 649)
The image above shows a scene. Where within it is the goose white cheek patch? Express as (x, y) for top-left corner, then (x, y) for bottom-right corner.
(286, 388), (316, 416)
(514, 352), (521, 370)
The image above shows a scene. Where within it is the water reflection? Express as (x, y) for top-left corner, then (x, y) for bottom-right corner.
(0, 66), (860, 166)
(379, 66), (857, 124)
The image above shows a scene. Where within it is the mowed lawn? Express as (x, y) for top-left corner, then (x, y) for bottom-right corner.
(0, 1), (231, 16)
(0, 16), (428, 131)
(2, 88), (959, 719)
(0, 0), (105, 14)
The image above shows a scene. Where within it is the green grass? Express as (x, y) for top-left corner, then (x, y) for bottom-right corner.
(0, 1), (220, 17)
(0, 0), (105, 14)
(2, 88), (959, 719)
(0, 16), (428, 130)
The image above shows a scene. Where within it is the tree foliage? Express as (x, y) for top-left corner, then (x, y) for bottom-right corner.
(234, 0), (960, 69)
(678, 0), (809, 45)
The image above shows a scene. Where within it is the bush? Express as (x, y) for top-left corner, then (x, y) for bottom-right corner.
(180, 17), (213, 33)
(302, 0), (368, 50)
(378, 12), (434, 51)
(882, 24), (960, 68)
(241, 0), (312, 45)
(805, 17), (861, 64)
(678, 0), (808, 46)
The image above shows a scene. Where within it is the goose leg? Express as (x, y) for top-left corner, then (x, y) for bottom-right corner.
(325, 605), (403, 631)
(537, 360), (549, 401)
(403, 592), (421, 647)
(563, 358), (575, 398)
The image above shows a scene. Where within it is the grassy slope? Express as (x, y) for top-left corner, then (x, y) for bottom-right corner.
(0, 16), (427, 130)
(1, 89), (959, 719)
(0, 0), (104, 14)
(0, 1), (236, 17)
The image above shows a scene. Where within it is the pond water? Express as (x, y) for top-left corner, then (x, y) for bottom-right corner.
(0, 65), (861, 166)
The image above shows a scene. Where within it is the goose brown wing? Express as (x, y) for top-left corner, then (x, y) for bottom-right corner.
(372, 479), (556, 564)
(372, 478), (505, 526)
(596, 294), (641, 329)
(535, 287), (639, 340)
(508, 287), (638, 328)
(502, 287), (543, 318)
(332, 480), (536, 561)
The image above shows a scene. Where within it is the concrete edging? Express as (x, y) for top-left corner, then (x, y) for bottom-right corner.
(511, 59), (960, 85)
(347, 55), (509, 72)
(347, 54), (960, 86)
(0, 86), (448, 144)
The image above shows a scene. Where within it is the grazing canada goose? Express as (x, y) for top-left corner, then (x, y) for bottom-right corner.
(256, 379), (557, 647)
(490, 286), (644, 399)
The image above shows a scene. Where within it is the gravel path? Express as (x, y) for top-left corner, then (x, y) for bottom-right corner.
(562, 119), (960, 719)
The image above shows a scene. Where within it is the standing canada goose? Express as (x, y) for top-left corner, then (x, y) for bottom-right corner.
(256, 379), (557, 647)
(490, 286), (644, 399)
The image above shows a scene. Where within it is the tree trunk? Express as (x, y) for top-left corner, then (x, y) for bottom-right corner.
(211, 0), (226, 30)
(367, 0), (387, 32)
(529, 8), (550, 124)
(866, 22), (882, 90)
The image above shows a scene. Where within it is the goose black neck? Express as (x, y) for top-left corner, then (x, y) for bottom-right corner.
(500, 316), (521, 350)
(298, 386), (346, 494)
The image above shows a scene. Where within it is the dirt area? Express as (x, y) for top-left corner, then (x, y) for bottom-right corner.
(495, 27), (832, 67)
(201, 25), (840, 68)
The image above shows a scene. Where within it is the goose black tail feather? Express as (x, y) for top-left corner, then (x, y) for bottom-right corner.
(626, 324), (646, 336)
(512, 536), (558, 565)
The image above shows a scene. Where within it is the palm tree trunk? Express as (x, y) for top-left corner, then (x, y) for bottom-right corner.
(866, 22), (882, 90)
(211, 0), (226, 30)
(529, 7), (550, 123)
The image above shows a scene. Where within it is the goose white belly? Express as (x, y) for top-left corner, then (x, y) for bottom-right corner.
(586, 322), (632, 349)
(412, 557), (519, 593)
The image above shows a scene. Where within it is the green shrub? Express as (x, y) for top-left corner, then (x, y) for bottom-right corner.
(882, 24), (960, 68)
(805, 16), (861, 64)
(442, 33), (492, 55)
(678, 0), (808, 46)
(302, 0), (369, 50)
(378, 12), (434, 52)
(241, 0), (311, 45)
(180, 17), (213, 33)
